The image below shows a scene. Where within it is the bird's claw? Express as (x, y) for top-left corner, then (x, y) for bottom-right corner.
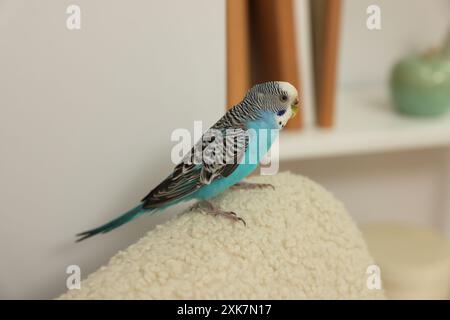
(188, 203), (202, 212)
(236, 216), (247, 226)
(256, 183), (275, 190)
(195, 201), (246, 226)
(213, 210), (246, 226)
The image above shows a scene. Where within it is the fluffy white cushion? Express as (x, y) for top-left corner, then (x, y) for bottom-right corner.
(59, 172), (384, 299)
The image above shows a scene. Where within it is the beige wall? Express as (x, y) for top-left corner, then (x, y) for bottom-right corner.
(339, 0), (450, 86)
(0, 0), (225, 299)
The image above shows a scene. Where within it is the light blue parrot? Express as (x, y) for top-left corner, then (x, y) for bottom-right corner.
(76, 81), (299, 241)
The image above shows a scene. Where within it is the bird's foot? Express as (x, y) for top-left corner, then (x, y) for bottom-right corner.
(196, 200), (246, 226)
(189, 202), (203, 212)
(231, 182), (275, 190)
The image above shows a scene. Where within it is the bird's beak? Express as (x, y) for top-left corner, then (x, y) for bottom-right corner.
(290, 97), (300, 118)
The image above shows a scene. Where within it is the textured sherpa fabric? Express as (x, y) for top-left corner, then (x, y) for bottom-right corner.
(59, 172), (384, 299)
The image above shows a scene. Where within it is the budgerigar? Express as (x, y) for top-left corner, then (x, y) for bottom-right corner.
(76, 81), (299, 241)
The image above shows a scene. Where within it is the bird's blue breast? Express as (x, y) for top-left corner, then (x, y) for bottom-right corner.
(193, 112), (279, 200)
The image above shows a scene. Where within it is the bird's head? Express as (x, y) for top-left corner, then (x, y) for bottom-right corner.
(245, 81), (299, 129)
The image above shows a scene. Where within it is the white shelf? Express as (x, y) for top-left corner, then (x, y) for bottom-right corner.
(279, 86), (450, 161)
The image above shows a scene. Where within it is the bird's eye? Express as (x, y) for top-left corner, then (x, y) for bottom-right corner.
(277, 109), (286, 116)
(280, 94), (288, 102)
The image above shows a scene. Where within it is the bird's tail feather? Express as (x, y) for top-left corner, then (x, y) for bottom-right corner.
(76, 204), (148, 242)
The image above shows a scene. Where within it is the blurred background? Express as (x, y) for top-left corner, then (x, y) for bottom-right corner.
(0, 0), (449, 299)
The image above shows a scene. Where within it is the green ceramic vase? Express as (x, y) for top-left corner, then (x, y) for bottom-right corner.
(390, 30), (450, 117)
(390, 55), (450, 117)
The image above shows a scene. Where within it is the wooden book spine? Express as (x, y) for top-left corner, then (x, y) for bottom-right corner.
(311, 0), (342, 128)
(226, 0), (251, 108)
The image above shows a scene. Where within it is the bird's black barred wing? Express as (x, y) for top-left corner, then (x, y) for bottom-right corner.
(141, 120), (249, 209)
(199, 126), (249, 184)
(141, 160), (202, 209)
